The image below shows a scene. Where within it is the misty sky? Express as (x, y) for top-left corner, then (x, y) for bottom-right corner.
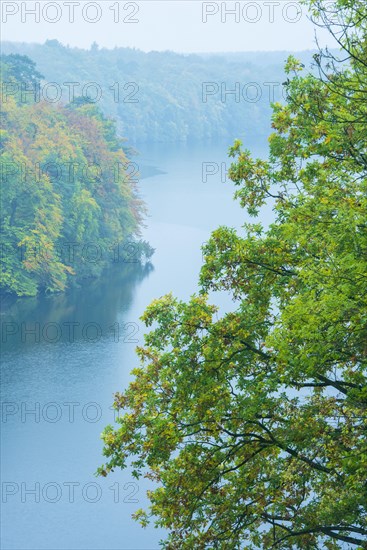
(1, 1), (333, 53)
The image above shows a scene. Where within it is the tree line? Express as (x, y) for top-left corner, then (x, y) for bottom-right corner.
(1, 41), (320, 143)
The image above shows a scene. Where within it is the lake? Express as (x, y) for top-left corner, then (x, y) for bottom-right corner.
(1, 140), (270, 550)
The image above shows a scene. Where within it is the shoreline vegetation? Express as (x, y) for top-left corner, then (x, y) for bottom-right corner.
(0, 53), (153, 298)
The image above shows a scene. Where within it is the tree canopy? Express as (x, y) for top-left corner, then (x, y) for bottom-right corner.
(99, 1), (367, 547)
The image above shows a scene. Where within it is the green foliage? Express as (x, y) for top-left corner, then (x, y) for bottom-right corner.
(0, 56), (151, 296)
(99, 2), (367, 548)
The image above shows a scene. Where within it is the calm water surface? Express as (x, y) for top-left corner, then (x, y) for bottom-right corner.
(1, 141), (269, 550)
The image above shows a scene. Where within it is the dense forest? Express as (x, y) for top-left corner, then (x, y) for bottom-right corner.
(0, 54), (152, 297)
(1, 41), (319, 143)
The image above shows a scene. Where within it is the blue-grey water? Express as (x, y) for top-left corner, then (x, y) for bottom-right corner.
(1, 140), (269, 550)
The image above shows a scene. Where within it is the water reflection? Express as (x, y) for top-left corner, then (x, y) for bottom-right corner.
(1, 263), (153, 352)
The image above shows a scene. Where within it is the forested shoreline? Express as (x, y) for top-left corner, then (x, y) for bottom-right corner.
(1, 54), (153, 297)
(0, 43), (321, 298)
(0, 44), (320, 298)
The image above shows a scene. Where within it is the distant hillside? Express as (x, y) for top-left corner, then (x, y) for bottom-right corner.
(1, 41), (320, 143)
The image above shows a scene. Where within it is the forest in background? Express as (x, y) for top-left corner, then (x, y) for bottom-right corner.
(2, 41), (320, 143)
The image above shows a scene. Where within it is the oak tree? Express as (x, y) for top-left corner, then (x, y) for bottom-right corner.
(99, 1), (367, 547)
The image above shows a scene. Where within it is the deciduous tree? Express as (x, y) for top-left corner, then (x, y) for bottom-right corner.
(99, 1), (367, 547)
